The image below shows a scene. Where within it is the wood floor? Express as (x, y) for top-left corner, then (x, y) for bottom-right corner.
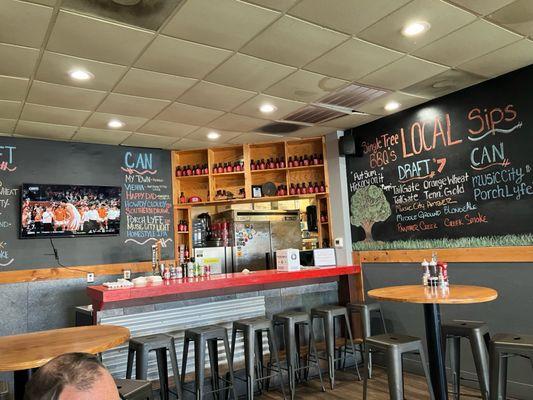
(258, 368), (484, 400)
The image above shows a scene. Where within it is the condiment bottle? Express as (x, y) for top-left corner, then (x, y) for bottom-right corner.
(289, 183), (296, 195)
(179, 192), (186, 203)
(250, 160), (256, 170)
(301, 183), (307, 194)
(307, 181), (314, 194)
(279, 157), (285, 168)
(303, 155), (309, 166)
(176, 166), (182, 177)
(288, 157), (293, 168)
(319, 181), (325, 193)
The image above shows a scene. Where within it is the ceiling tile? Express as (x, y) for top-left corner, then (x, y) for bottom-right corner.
(243, 0), (298, 11)
(20, 103), (90, 126)
(27, 81), (107, 110)
(115, 68), (197, 100)
(241, 15), (348, 67)
(358, 56), (449, 90)
(121, 133), (177, 149)
(265, 70), (349, 102)
(320, 113), (381, 129)
(402, 68), (485, 98)
(233, 94), (305, 120)
(285, 125), (334, 138)
(26, 0), (57, 5)
(163, 0), (279, 50)
(0, 76), (29, 101)
(356, 91), (430, 116)
(178, 81), (255, 112)
(305, 38), (403, 81)
(47, 10), (154, 65)
(205, 54), (296, 92)
(0, 119), (16, 134)
(171, 138), (211, 150)
(0, 100), (22, 119)
(35, 51), (127, 91)
(15, 120), (76, 140)
(135, 35), (232, 78)
(207, 113), (269, 132)
(84, 112), (148, 131)
(228, 131), (285, 144)
(487, 0), (533, 37)
(458, 39), (533, 77)
(448, 0), (515, 15)
(72, 127), (131, 146)
(97, 93), (170, 119)
(414, 20), (522, 66)
(0, 43), (40, 78)
(185, 127), (243, 142)
(289, 0), (410, 34)
(156, 102), (224, 125)
(358, 0), (476, 53)
(0, 0), (52, 47)
(137, 120), (198, 138)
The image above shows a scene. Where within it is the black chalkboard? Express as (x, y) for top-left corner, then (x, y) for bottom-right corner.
(0, 137), (174, 270)
(346, 65), (533, 250)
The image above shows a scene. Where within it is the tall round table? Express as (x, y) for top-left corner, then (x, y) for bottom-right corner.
(367, 284), (498, 400)
(0, 325), (130, 400)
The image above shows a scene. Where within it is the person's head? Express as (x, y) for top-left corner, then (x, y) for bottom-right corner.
(24, 353), (119, 400)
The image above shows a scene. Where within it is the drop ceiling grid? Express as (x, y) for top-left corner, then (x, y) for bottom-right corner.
(0, 0), (531, 149)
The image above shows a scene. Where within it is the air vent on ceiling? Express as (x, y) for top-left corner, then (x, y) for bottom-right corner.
(256, 122), (304, 134)
(283, 105), (346, 125)
(318, 83), (389, 110)
(62, 0), (183, 30)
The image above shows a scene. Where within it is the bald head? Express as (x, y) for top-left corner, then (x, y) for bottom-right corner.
(24, 353), (120, 400)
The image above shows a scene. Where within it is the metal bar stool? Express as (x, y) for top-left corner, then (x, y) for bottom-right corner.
(442, 320), (491, 400)
(347, 302), (387, 378)
(489, 333), (533, 400)
(181, 325), (237, 400)
(274, 311), (325, 400)
(126, 333), (181, 400)
(230, 317), (287, 400)
(311, 305), (361, 389)
(363, 333), (435, 400)
(115, 379), (153, 400)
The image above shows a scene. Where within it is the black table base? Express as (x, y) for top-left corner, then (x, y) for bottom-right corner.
(14, 369), (34, 400)
(424, 303), (448, 400)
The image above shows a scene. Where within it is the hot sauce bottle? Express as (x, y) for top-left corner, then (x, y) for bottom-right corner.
(307, 181), (314, 194)
(288, 157), (293, 168)
(279, 157), (285, 168)
(289, 184), (296, 195)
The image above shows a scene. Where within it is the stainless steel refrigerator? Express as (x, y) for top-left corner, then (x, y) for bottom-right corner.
(213, 210), (302, 272)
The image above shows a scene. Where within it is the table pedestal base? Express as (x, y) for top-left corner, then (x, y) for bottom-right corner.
(424, 303), (448, 400)
(14, 369), (34, 400)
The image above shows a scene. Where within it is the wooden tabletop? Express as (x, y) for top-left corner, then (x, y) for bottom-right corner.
(0, 325), (130, 371)
(367, 284), (498, 305)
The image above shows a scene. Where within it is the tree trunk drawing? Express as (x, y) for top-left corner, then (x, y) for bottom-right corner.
(361, 221), (374, 241)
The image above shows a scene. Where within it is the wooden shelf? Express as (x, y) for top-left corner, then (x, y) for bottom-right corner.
(211, 171), (245, 176)
(321, 221), (329, 225)
(173, 192), (328, 207)
(251, 167), (287, 173)
(288, 164), (324, 171)
(176, 174), (209, 180)
(176, 231), (189, 234)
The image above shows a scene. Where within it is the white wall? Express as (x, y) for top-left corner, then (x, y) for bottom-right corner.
(325, 131), (352, 265)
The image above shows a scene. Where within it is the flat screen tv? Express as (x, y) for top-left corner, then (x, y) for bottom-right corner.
(21, 184), (121, 238)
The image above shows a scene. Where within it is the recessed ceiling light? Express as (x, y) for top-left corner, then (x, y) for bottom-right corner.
(207, 131), (220, 140)
(384, 101), (401, 111)
(107, 119), (125, 129)
(69, 69), (93, 81)
(259, 104), (277, 113)
(402, 21), (430, 37)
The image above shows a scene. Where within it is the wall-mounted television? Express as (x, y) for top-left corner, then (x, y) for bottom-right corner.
(21, 184), (121, 238)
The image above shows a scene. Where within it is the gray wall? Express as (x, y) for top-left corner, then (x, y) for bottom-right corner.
(363, 262), (533, 399)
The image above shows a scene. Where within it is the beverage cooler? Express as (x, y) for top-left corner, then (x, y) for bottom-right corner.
(210, 210), (302, 272)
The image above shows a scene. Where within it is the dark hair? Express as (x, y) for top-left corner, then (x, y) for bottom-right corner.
(24, 353), (105, 400)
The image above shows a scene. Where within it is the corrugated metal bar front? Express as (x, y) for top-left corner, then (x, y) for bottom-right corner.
(100, 297), (266, 381)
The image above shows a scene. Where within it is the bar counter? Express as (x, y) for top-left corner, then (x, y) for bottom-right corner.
(87, 265), (361, 312)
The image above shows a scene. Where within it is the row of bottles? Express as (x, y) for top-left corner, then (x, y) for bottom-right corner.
(159, 258), (212, 280)
(176, 164), (208, 177)
(177, 219), (188, 232)
(213, 161), (244, 174)
(320, 211), (328, 223)
(289, 182), (326, 195)
(214, 188), (245, 200)
(288, 154), (323, 168)
(250, 157), (285, 170)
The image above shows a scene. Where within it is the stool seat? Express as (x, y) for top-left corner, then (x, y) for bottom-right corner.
(491, 333), (533, 350)
(115, 379), (153, 400)
(129, 333), (174, 349)
(443, 320), (489, 336)
(0, 381), (8, 400)
(366, 334), (422, 352)
(234, 316), (273, 331)
(311, 305), (346, 317)
(274, 311), (310, 324)
(184, 325), (227, 340)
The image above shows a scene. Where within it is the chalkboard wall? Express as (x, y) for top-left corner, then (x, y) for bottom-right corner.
(0, 137), (174, 271)
(346, 65), (533, 251)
